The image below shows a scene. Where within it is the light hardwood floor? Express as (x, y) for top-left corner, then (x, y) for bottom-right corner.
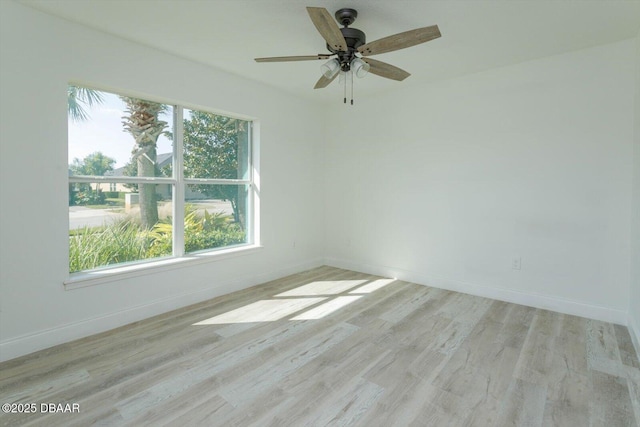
(1, 266), (639, 426)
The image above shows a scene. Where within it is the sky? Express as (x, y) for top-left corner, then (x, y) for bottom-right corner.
(68, 91), (174, 169)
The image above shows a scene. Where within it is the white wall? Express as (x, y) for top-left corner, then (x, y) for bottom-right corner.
(0, 2), (325, 361)
(630, 30), (640, 352)
(325, 40), (636, 323)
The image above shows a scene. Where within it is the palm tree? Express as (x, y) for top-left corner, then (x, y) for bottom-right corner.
(68, 86), (105, 205)
(67, 86), (104, 122)
(68, 86), (167, 229)
(121, 97), (167, 229)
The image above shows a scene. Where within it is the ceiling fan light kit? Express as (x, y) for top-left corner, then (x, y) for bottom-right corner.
(351, 58), (370, 78)
(321, 59), (341, 79)
(255, 6), (441, 104)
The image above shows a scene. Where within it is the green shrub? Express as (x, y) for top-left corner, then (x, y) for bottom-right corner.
(74, 190), (106, 206)
(185, 228), (245, 253)
(70, 206), (246, 272)
(69, 219), (161, 273)
(147, 207), (245, 257)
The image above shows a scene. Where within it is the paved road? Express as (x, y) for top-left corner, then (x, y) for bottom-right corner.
(69, 200), (234, 230)
(69, 206), (124, 229)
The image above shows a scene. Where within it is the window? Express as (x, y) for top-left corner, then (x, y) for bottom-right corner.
(68, 86), (256, 274)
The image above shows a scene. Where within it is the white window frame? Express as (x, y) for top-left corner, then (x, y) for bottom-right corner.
(66, 87), (260, 289)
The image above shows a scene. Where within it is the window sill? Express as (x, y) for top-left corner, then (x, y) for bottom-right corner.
(64, 244), (263, 290)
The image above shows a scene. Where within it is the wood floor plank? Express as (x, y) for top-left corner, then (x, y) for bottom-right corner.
(587, 319), (624, 377)
(495, 378), (547, 427)
(542, 370), (590, 427)
(377, 285), (439, 324)
(513, 310), (560, 386)
(431, 344), (520, 424)
(217, 322), (359, 407)
(142, 394), (233, 427)
(615, 324), (640, 369)
(435, 292), (492, 326)
(551, 314), (589, 375)
(407, 386), (467, 427)
(590, 370), (636, 425)
(626, 366), (640, 426)
(356, 372), (421, 426)
(364, 315), (452, 388)
(123, 378), (231, 426)
(0, 266), (637, 426)
(232, 340), (390, 427)
(495, 305), (535, 350)
(296, 377), (385, 427)
(344, 281), (419, 328)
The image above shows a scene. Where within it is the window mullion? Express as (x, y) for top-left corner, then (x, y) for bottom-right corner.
(69, 176), (176, 184)
(250, 121), (259, 246)
(183, 178), (250, 185)
(247, 122), (254, 245)
(173, 106), (185, 257)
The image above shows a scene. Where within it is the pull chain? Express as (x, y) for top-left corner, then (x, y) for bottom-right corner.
(343, 71), (347, 104)
(350, 71), (354, 105)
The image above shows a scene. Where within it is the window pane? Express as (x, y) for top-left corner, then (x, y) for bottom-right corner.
(68, 87), (174, 178)
(183, 109), (250, 180)
(184, 184), (249, 254)
(68, 85), (256, 275)
(68, 182), (173, 272)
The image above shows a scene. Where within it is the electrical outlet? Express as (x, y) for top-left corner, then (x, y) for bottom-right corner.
(512, 257), (521, 270)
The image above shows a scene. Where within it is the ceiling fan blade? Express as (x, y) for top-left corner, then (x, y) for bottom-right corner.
(314, 73), (339, 89)
(255, 54), (332, 62)
(306, 7), (347, 52)
(358, 25), (441, 56)
(363, 58), (411, 81)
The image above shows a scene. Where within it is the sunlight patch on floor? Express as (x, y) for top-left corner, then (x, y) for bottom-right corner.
(350, 278), (396, 294)
(275, 280), (367, 297)
(193, 278), (399, 326)
(193, 298), (326, 325)
(291, 296), (363, 320)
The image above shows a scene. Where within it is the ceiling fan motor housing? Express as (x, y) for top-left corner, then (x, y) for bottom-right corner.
(327, 27), (365, 52)
(330, 27), (366, 71)
(325, 8), (366, 71)
(339, 27), (366, 50)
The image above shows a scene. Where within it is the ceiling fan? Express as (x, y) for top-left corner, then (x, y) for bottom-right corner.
(255, 7), (441, 101)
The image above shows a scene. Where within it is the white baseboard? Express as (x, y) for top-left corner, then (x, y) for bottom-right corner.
(324, 257), (628, 325)
(629, 312), (640, 361)
(0, 258), (324, 362)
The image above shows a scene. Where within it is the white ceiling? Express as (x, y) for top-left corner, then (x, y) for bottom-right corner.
(20, 0), (640, 103)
